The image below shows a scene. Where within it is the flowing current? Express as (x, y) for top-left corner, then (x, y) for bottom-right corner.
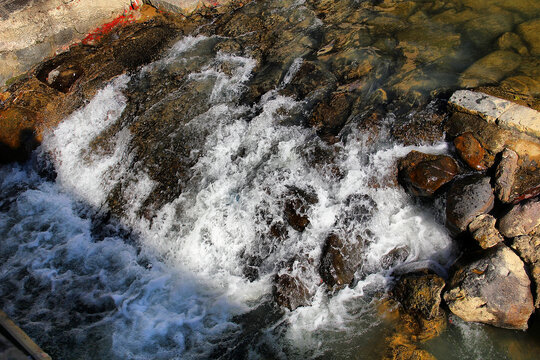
(1, 7), (538, 359)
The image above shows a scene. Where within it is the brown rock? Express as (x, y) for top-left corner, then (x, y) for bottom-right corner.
(319, 233), (363, 287)
(499, 198), (540, 238)
(454, 132), (488, 171)
(398, 151), (459, 197)
(459, 50), (522, 88)
(309, 92), (352, 141)
(283, 186), (318, 232)
(468, 214), (504, 249)
(443, 244), (534, 330)
(511, 235), (540, 308)
(273, 273), (312, 311)
(392, 273), (445, 320)
(446, 175), (494, 234)
(494, 148), (519, 203)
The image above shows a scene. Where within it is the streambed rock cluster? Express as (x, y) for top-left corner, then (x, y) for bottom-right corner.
(394, 90), (540, 344)
(0, 0), (540, 358)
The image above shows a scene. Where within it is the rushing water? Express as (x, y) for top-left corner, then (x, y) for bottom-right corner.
(1, 0), (540, 359)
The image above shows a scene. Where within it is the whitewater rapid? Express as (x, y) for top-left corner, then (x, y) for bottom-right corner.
(0, 35), (459, 359)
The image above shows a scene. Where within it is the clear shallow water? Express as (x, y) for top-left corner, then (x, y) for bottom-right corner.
(1, 0), (540, 359)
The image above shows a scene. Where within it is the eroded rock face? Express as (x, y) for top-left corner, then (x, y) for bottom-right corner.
(444, 244), (534, 330)
(512, 235), (540, 308)
(398, 151), (459, 197)
(499, 198), (540, 238)
(446, 175), (494, 234)
(468, 214), (504, 249)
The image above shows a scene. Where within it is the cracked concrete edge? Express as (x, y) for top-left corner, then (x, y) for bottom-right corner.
(449, 90), (540, 140)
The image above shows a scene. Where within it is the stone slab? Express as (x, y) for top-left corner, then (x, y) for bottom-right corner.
(449, 90), (540, 139)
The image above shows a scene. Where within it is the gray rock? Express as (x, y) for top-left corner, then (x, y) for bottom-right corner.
(443, 244), (534, 330)
(512, 235), (540, 308)
(495, 148), (519, 203)
(446, 175), (495, 234)
(499, 198), (540, 238)
(468, 214), (504, 249)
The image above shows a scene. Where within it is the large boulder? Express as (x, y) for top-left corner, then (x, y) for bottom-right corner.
(273, 273), (312, 311)
(398, 151), (459, 197)
(443, 244), (534, 330)
(511, 235), (540, 308)
(446, 175), (494, 234)
(498, 198), (540, 238)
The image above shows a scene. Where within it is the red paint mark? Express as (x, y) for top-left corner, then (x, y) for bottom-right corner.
(81, 1), (143, 45)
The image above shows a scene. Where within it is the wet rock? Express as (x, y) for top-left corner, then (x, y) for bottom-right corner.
(459, 50), (522, 88)
(392, 273), (445, 320)
(501, 75), (540, 98)
(309, 92), (352, 142)
(443, 244), (534, 330)
(445, 175), (494, 234)
(319, 233), (363, 288)
(273, 273), (312, 311)
(398, 151), (459, 197)
(383, 341), (436, 360)
(453, 132), (488, 171)
(391, 109), (446, 146)
(517, 18), (540, 56)
(499, 198), (540, 238)
(468, 214), (504, 249)
(283, 60), (336, 100)
(37, 62), (83, 93)
(497, 32), (529, 56)
(511, 235), (540, 308)
(494, 148), (519, 203)
(283, 186), (318, 232)
(113, 26), (173, 69)
(381, 246), (410, 270)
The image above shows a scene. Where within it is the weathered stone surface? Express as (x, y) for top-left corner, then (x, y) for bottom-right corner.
(273, 273), (311, 311)
(459, 50), (521, 88)
(319, 233), (363, 287)
(517, 18), (540, 56)
(150, 0), (239, 15)
(453, 132), (488, 171)
(511, 235), (540, 308)
(495, 148), (519, 203)
(468, 214), (504, 249)
(0, 0), (135, 87)
(446, 175), (494, 234)
(398, 151), (459, 197)
(448, 90), (540, 139)
(392, 273), (445, 320)
(499, 198), (540, 238)
(443, 244), (534, 330)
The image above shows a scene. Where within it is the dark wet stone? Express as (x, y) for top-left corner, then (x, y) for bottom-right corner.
(454, 132), (488, 171)
(445, 175), (494, 234)
(380, 246), (410, 270)
(309, 92), (352, 141)
(319, 233), (363, 287)
(284, 186), (318, 232)
(273, 273), (312, 311)
(398, 151), (459, 197)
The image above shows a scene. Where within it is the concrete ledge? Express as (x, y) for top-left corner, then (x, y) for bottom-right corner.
(449, 90), (540, 139)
